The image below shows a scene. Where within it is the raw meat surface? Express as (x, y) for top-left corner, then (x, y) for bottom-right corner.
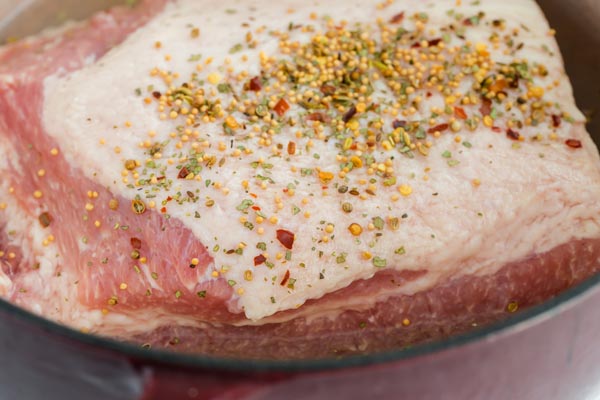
(0, 0), (599, 359)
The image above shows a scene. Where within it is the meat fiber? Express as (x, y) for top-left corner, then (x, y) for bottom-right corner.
(1, 0), (599, 359)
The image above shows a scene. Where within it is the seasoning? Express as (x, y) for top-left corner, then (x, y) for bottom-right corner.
(177, 166), (190, 179)
(398, 185), (412, 197)
(427, 123), (449, 134)
(131, 199), (146, 215)
(454, 107), (468, 120)
(389, 12), (405, 24)
(248, 76), (262, 91)
(108, 199), (119, 210)
(342, 202), (353, 213)
(276, 229), (295, 249)
(507, 301), (519, 313)
(287, 141), (296, 155)
(506, 129), (521, 141)
(342, 106), (357, 123)
(372, 257), (387, 268)
(254, 254), (266, 266)
(273, 98), (290, 116)
(124, 159), (137, 171)
(280, 270), (291, 286)
(348, 223), (363, 236)
(38, 212), (53, 228)
(318, 171), (334, 183)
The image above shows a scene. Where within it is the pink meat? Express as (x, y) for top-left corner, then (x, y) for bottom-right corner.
(128, 238), (600, 359)
(0, 0), (599, 359)
(0, 0), (236, 323)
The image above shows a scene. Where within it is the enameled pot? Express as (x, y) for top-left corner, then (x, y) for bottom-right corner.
(0, 1), (599, 399)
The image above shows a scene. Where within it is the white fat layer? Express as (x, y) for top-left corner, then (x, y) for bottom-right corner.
(41, 0), (600, 322)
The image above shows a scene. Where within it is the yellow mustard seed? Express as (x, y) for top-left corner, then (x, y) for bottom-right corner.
(398, 184), (412, 197)
(348, 223), (363, 236)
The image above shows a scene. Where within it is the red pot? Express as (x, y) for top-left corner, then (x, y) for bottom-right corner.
(1, 1), (599, 399)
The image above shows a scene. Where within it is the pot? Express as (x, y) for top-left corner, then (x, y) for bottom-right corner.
(0, 1), (599, 399)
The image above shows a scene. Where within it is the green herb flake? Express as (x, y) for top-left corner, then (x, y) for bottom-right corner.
(229, 43), (243, 54)
(372, 217), (385, 230)
(236, 199), (254, 211)
(372, 256), (387, 268)
(395, 246), (406, 255)
(217, 83), (231, 93)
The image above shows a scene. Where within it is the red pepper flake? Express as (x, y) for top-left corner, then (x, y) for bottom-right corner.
(276, 229), (295, 249)
(552, 114), (562, 128)
(248, 76), (262, 92)
(463, 18), (474, 26)
(392, 120), (407, 129)
(506, 128), (521, 140)
(130, 237), (142, 249)
(480, 98), (492, 116)
(280, 270), (291, 286)
(152, 91), (161, 99)
(251, 205), (261, 211)
(342, 106), (357, 123)
(38, 212), (53, 228)
(273, 98), (290, 116)
(177, 166), (189, 179)
(389, 11), (405, 24)
(492, 126), (502, 133)
(428, 38), (442, 47)
(454, 106), (468, 120)
(428, 123), (449, 134)
(565, 139), (582, 149)
(254, 254), (266, 266)
(160, 207), (167, 213)
(306, 112), (329, 123)
(287, 141), (296, 155)
(320, 84), (336, 96)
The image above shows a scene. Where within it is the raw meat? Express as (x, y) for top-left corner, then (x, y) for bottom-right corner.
(1, 0), (599, 359)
